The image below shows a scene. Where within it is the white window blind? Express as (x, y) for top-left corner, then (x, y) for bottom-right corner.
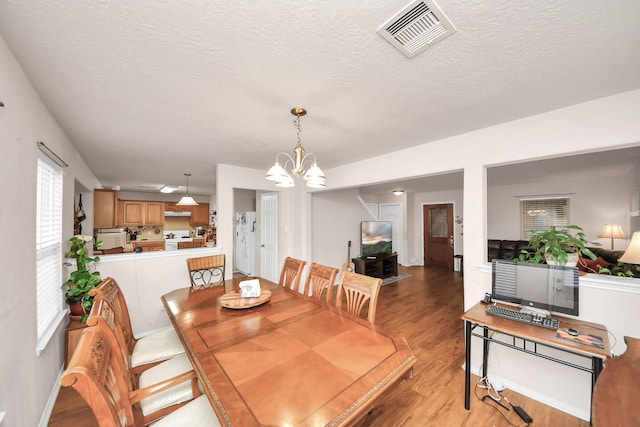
(36, 151), (65, 355)
(520, 198), (570, 239)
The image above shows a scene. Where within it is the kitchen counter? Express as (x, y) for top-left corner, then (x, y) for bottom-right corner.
(96, 246), (226, 336)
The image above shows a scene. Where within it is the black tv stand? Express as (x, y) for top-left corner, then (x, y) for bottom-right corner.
(352, 253), (398, 279)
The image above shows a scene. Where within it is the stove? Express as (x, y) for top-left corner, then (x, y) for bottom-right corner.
(164, 230), (193, 251)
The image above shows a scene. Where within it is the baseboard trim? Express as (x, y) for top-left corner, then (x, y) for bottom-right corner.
(39, 365), (64, 427)
(462, 362), (590, 421)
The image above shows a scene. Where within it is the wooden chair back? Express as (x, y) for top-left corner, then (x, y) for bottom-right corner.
(335, 271), (382, 324)
(88, 277), (136, 353)
(86, 298), (138, 388)
(304, 263), (339, 303)
(61, 326), (199, 427)
(61, 327), (138, 427)
(186, 254), (225, 287)
(279, 257), (307, 292)
(178, 240), (205, 249)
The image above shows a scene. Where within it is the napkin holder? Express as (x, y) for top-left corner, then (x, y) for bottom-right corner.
(239, 279), (261, 298)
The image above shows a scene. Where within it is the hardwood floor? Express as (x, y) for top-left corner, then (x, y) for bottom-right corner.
(49, 266), (590, 426)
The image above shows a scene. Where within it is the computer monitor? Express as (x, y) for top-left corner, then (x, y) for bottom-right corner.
(491, 259), (579, 316)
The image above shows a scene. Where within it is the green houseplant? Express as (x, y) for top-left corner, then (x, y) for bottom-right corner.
(517, 224), (597, 266)
(64, 235), (102, 322)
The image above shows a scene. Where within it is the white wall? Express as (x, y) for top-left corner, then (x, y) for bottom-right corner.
(488, 167), (633, 248)
(0, 36), (100, 426)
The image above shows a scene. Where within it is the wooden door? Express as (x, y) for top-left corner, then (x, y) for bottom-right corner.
(423, 204), (453, 269)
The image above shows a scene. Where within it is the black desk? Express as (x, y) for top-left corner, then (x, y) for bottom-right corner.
(462, 302), (610, 419)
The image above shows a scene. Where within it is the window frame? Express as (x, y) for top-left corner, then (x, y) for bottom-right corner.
(520, 197), (571, 240)
(35, 151), (66, 356)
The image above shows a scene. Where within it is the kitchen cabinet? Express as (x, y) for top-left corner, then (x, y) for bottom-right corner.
(122, 201), (165, 226)
(132, 240), (165, 251)
(164, 202), (192, 212)
(190, 203), (210, 226)
(94, 189), (118, 229)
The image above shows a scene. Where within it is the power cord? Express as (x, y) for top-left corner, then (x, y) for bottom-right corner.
(474, 377), (531, 427)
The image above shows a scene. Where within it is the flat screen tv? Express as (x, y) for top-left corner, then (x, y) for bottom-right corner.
(361, 221), (392, 257)
(491, 259), (579, 316)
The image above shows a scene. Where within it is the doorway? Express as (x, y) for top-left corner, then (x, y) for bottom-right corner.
(423, 203), (453, 269)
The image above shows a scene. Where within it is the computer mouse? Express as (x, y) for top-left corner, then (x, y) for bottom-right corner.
(568, 328), (579, 336)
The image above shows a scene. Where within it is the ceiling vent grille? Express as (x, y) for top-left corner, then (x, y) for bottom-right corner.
(377, 0), (456, 58)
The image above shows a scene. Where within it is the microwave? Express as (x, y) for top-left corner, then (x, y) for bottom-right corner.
(96, 231), (127, 250)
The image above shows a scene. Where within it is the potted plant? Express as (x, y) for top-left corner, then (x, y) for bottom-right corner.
(517, 224), (598, 266)
(64, 235), (102, 322)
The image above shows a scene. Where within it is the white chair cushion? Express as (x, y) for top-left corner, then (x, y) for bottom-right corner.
(151, 395), (221, 427)
(131, 326), (185, 368)
(139, 353), (195, 415)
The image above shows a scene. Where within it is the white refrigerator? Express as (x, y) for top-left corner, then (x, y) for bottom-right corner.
(235, 212), (256, 275)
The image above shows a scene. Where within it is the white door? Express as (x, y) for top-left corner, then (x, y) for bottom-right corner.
(260, 192), (278, 282)
(380, 203), (404, 265)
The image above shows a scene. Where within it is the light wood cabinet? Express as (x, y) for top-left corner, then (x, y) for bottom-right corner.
(94, 189), (118, 229)
(131, 240), (166, 251)
(190, 203), (210, 225)
(165, 202), (191, 212)
(122, 201), (165, 226)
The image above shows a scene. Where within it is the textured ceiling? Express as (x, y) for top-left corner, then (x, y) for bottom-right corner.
(1, 0), (639, 195)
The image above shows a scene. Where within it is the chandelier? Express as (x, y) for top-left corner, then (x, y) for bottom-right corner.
(265, 107), (326, 188)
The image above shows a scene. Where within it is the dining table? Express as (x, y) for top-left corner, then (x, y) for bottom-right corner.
(161, 276), (416, 426)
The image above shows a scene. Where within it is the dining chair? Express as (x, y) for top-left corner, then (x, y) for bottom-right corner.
(186, 255), (225, 287)
(279, 256), (307, 292)
(86, 298), (201, 421)
(61, 326), (221, 427)
(88, 277), (185, 372)
(303, 262), (339, 303)
(335, 271), (382, 324)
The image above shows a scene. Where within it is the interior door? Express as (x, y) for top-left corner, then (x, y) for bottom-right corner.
(423, 203), (453, 269)
(260, 192), (278, 282)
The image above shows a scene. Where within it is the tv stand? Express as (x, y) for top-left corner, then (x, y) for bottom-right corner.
(352, 253), (398, 279)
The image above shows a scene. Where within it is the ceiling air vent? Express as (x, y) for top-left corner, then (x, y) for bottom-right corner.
(377, 0), (456, 58)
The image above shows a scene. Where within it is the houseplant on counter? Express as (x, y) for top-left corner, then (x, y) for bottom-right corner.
(517, 224), (598, 266)
(64, 235), (102, 322)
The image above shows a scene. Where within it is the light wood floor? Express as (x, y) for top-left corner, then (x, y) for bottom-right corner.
(49, 266), (590, 426)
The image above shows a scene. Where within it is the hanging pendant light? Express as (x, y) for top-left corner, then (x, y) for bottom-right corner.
(176, 173), (199, 206)
(265, 107), (326, 188)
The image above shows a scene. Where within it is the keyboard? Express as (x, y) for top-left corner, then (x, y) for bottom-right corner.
(485, 305), (559, 330)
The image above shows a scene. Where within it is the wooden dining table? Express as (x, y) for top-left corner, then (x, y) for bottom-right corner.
(161, 276), (416, 426)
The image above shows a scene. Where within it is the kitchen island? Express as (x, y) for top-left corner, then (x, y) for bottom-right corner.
(95, 246), (225, 336)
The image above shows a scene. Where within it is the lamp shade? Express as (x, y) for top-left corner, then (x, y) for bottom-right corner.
(598, 224), (627, 239)
(176, 195), (199, 206)
(619, 231), (640, 265)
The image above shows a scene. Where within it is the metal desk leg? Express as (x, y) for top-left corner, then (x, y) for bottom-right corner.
(465, 321), (471, 409)
(590, 357), (604, 424)
(483, 327), (490, 378)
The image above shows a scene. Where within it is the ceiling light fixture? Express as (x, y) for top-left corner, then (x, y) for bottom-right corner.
(160, 185), (179, 194)
(393, 189), (405, 196)
(176, 173), (199, 206)
(265, 107), (326, 188)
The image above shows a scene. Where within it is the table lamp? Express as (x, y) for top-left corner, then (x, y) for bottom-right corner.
(619, 231), (640, 264)
(598, 224), (627, 250)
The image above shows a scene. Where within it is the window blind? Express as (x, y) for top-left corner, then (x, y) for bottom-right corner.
(520, 198), (570, 239)
(36, 151), (65, 354)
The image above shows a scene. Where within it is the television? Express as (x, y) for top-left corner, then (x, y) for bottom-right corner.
(491, 259), (579, 316)
(361, 221), (393, 257)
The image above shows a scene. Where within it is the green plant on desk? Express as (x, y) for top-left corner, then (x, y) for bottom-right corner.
(516, 224), (597, 265)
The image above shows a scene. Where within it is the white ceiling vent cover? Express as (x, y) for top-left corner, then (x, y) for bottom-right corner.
(377, 0), (456, 58)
